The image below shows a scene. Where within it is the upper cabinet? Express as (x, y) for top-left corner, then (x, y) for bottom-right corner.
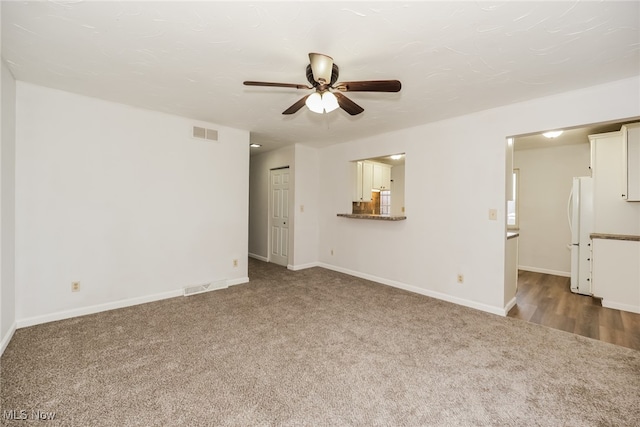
(352, 160), (394, 202)
(621, 123), (640, 202)
(589, 128), (640, 235)
(353, 161), (374, 202)
(372, 162), (392, 191)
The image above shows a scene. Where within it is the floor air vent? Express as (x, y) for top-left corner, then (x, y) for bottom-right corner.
(192, 126), (218, 141)
(183, 279), (228, 296)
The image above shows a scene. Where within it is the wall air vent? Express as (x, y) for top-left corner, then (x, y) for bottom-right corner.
(192, 126), (218, 141)
(184, 279), (228, 296)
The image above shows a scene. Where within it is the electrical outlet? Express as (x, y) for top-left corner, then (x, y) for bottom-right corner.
(233, 259), (238, 268)
(71, 281), (80, 292)
(488, 209), (498, 220)
(457, 274), (464, 284)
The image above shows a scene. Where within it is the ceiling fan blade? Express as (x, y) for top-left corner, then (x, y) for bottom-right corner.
(334, 93), (364, 116)
(244, 81), (312, 90)
(282, 95), (311, 115)
(308, 53), (334, 84)
(335, 80), (402, 92)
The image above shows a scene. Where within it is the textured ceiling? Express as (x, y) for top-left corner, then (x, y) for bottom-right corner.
(3, 1), (639, 153)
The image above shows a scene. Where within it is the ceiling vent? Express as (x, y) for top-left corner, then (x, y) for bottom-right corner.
(192, 126), (218, 141)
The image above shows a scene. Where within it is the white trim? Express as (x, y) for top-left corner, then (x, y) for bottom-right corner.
(288, 262), (320, 271)
(518, 265), (570, 278)
(17, 277), (250, 329)
(601, 300), (640, 314)
(504, 296), (517, 314)
(248, 253), (268, 262)
(16, 288), (183, 329)
(227, 277), (250, 287)
(318, 263), (507, 316)
(0, 322), (17, 357)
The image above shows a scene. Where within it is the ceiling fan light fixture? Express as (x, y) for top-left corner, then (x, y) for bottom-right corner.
(246, 52), (401, 116)
(305, 92), (324, 114)
(309, 53), (333, 84)
(322, 91), (339, 113)
(306, 91), (339, 114)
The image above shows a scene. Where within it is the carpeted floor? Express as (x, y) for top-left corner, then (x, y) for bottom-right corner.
(2, 258), (639, 426)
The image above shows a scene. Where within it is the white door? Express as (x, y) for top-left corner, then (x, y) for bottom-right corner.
(269, 168), (289, 267)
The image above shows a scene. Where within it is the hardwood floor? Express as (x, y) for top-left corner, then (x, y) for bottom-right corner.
(507, 270), (640, 351)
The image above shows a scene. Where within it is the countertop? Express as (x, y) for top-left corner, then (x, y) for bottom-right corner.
(507, 232), (519, 240)
(337, 214), (407, 221)
(590, 233), (640, 242)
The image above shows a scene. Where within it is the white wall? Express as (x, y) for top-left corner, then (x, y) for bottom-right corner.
(1, 58), (17, 354)
(312, 76), (640, 315)
(514, 142), (591, 276)
(15, 82), (250, 325)
(248, 145), (294, 262)
(292, 144), (319, 269)
(317, 114), (507, 313)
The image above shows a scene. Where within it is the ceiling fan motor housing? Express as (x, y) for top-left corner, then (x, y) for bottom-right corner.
(306, 64), (339, 88)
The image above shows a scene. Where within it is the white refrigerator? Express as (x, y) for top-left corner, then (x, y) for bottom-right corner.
(569, 176), (594, 295)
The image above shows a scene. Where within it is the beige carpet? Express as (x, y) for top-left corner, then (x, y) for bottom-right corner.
(2, 258), (639, 426)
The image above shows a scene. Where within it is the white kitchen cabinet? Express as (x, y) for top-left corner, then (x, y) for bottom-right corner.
(591, 236), (640, 314)
(353, 161), (373, 202)
(372, 162), (392, 190)
(353, 160), (391, 201)
(621, 123), (640, 201)
(589, 130), (640, 235)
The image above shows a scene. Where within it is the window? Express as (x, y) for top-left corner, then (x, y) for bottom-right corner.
(380, 190), (391, 215)
(507, 169), (519, 229)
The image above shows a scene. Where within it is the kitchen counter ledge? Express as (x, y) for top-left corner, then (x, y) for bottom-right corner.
(590, 233), (640, 242)
(337, 214), (407, 221)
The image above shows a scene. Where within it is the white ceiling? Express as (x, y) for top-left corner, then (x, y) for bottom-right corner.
(3, 1), (639, 154)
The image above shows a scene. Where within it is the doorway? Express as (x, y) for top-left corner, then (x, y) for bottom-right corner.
(505, 118), (640, 349)
(269, 167), (290, 267)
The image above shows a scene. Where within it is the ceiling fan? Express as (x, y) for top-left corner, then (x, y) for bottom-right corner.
(243, 53), (401, 116)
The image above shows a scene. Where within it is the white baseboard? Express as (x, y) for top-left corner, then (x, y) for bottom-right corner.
(518, 265), (570, 278)
(228, 277), (250, 286)
(504, 296), (517, 314)
(318, 263), (507, 316)
(248, 253), (268, 262)
(17, 277), (250, 329)
(288, 262), (320, 271)
(16, 289), (184, 329)
(0, 322), (17, 357)
(601, 300), (640, 314)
